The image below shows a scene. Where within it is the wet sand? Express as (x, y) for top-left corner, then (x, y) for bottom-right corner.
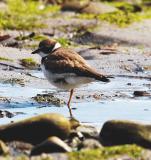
(0, 11), (151, 128)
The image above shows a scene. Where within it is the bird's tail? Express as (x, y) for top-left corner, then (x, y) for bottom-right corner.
(84, 67), (113, 82)
(96, 75), (111, 82)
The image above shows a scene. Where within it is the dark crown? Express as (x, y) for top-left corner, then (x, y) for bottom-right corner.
(39, 39), (56, 48)
(39, 39), (57, 53)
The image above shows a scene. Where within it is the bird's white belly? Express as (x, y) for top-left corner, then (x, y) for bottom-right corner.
(41, 64), (93, 90)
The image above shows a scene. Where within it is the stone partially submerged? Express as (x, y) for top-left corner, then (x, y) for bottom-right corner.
(100, 120), (151, 148)
(0, 113), (71, 144)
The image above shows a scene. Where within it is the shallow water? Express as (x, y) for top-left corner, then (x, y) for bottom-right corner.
(0, 72), (151, 128)
(0, 83), (44, 98)
(0, 100), (151, 128)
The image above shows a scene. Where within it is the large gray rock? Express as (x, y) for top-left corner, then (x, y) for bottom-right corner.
(100, 120), (151, 148)
(78, 139), (102, 150)
(76, 125), (99, 139)
(31, 136), (72, 155)
(0, 113), (71, 144)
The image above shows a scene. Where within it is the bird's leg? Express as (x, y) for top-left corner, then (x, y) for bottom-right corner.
(67, 89), (74, 117)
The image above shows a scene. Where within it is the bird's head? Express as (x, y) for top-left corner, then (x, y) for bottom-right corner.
(31, 39), (61, 57)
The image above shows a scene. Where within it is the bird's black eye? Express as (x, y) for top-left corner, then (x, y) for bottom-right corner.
(40, 46), (54, 54)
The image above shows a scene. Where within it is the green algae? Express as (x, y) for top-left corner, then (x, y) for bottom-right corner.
(69, 145), (143, 160)
(0, 145), (147, 160)
(0, 0), (60, 30)
(77, 1), (151, 27)
(55, 37), (71, 47)
(20, 58), (39, 69)
(33, 93), (65, 106)
(0, 57), (13, 62)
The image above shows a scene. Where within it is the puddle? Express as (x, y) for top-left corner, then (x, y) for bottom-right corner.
(0, 72), (151, 128)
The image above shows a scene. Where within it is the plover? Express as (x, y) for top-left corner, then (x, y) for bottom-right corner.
(32, 39), (110, 117)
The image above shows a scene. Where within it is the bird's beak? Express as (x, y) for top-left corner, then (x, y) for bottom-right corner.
(31, 48), (40, 54)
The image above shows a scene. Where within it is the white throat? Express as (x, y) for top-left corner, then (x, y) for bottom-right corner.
(38, 51), (47, 58)
(52, 42), (61, 51)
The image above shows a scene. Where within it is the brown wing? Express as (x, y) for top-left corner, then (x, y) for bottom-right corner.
(42, 48), (109, 82)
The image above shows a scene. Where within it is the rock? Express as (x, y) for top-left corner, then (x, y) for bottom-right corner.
(100, 120), (151, 148)
(69, 131), (84, 141)
(31, 136), (72, 156)
(15, 32), (35, 41)
(69, 137), (81, 150)
(101, 0), (142, 3)
(75, 31), (105, 45)
(61, 1), (116, 14)
(142, 150), (151, 160)
(33, 94), (65, 106)
(0, 110), (24, 119)
(0, 35), (11, 42)
(81, 2), (117, 14)
(4, 78), (25, 86)
(68, 131), (84, 149)
(51, 153), (68, 160)
(46, 0), (61, 4)
(143, 1), (151, 6)
(78, 139), (102, 150)
(133, 91), (150, 97)
(0, 140), (9, 155)
(61, 0), (89, 12)
(117, 3), (142, 13)
(0, 110), (14, 118)
(76, 125), (99, 139)
(0, 113), (71, 144)
(8, 141), (33, 155)
(108, 155), (138, 160)
(31, 153), (54, 160)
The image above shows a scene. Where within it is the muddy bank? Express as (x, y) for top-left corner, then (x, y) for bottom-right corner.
(0, 41), (150, 125)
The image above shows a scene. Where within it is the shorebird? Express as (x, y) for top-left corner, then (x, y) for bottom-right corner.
(32, 39), (110, 117)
